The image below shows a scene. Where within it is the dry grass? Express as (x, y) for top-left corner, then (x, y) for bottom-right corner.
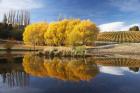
(98, 43), (140, 54)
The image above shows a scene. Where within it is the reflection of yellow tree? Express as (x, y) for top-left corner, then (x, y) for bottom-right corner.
(23, 55), (99, 81)
(23, 55), (48, 77)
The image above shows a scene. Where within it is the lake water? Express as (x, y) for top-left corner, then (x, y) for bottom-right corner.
(0, 53), (140, 93)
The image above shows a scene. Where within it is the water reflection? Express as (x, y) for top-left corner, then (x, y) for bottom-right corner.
(1, 54), (140, 93)
(0, 58), (29, 88)
(95, 57), (140, 72)
(1, 72), (29, 88)
(96, 57), (140, 67)
(129, 67), (139, 72)
(23, 54), (99, 81)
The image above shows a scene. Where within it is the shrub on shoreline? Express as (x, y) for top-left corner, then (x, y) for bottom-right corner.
(37, 46), (89, 57)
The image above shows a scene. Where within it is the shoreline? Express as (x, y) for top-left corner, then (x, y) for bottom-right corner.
(0, 43), (140, 55)
(90, 43), (140, 56)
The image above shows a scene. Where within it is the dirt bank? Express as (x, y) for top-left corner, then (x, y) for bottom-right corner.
(94, 43), (140, 55)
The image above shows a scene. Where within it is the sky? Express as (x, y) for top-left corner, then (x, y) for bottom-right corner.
(0, 0), (140, 31)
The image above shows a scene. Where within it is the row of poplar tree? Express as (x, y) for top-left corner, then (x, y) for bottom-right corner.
(0, 10), (30, 40)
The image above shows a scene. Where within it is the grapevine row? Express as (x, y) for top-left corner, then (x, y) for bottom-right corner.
(97, 31), (140, 43)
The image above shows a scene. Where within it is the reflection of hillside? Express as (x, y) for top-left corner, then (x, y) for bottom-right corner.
(129, 67), (139, 72)
(23, 55), (99, 81)
(0, 58), (29, 88)
(95, 57), (140, 67)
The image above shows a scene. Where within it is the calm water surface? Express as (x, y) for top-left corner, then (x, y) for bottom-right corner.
(0, 53), (140, 93)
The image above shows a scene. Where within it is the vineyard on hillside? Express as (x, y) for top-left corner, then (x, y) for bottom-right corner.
(97, 31), (140, 43)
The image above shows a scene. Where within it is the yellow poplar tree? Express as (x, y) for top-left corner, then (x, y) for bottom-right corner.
(65, 19), (81, 45)
(23, 22), (48, 45)
(44, 19), (99, 46)
(70, 20), (99, 45)
(44, 19), (68, 46)
(44, 22), (58, 45)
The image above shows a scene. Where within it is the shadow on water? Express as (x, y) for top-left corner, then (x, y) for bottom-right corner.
(0, 53), (140, 93)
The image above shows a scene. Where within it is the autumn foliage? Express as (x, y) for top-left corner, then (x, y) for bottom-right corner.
(23, 19), (99, 46)
(23, 22), (48, 45)
(23, 54), (99, 81)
